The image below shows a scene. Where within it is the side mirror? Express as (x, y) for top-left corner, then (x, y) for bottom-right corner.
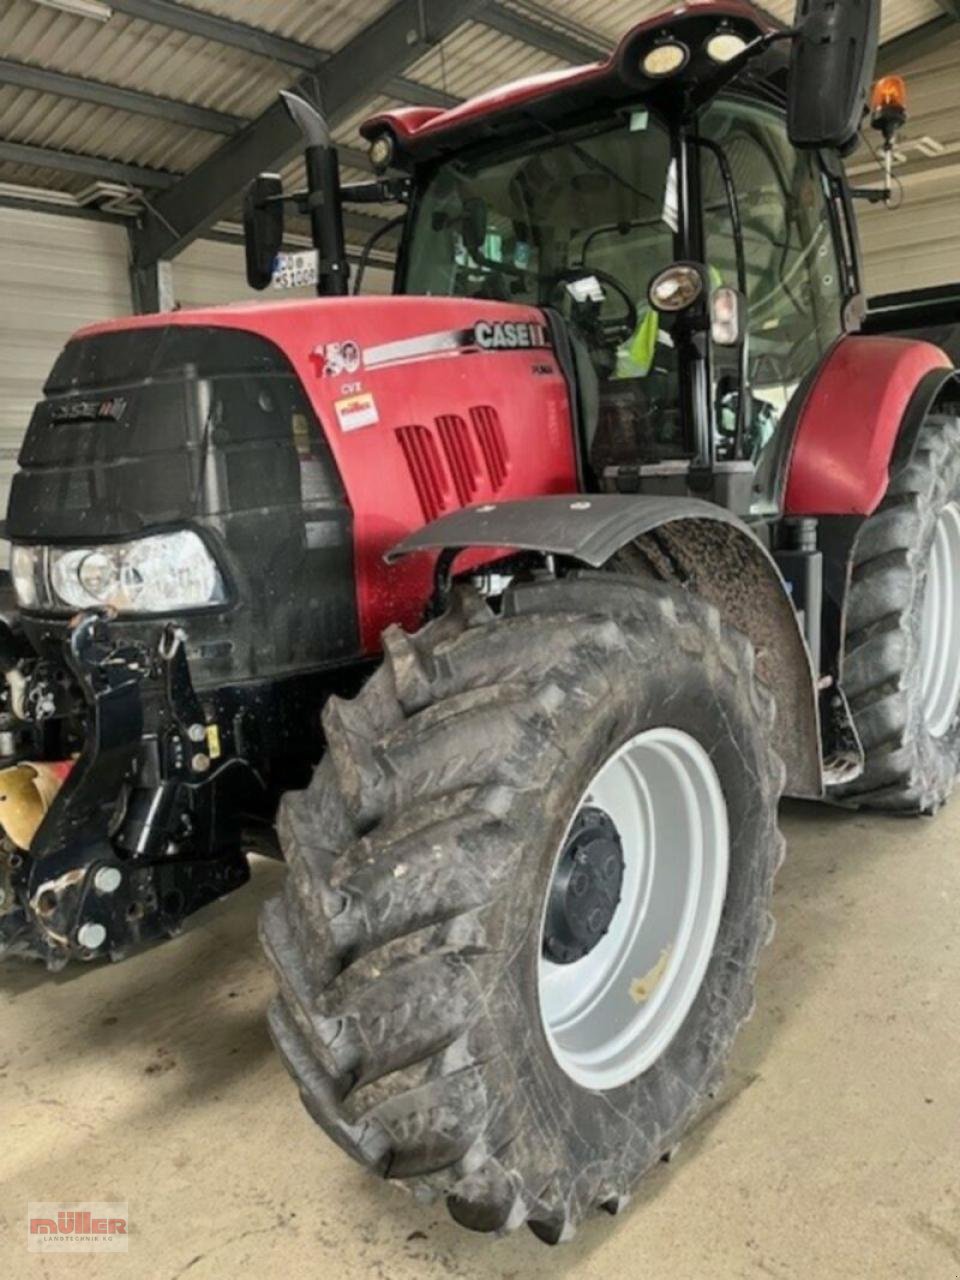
(787, 0), (880, 150)
(243, 174), (284, 291)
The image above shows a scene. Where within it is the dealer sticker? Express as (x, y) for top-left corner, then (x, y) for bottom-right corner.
(335, 392), (380, 432)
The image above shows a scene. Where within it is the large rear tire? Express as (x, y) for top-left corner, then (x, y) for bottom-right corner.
(838, 414), (960, 812)
(260, 576), (785, 1241)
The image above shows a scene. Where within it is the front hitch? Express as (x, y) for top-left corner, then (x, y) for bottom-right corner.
(2, 612), (253, 967)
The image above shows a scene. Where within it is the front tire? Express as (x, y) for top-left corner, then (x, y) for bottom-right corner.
(261, 576), (785, 1241)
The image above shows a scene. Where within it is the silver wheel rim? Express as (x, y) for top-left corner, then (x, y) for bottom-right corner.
(920, 501), (960, 739)
(538, 727), (730, 1093)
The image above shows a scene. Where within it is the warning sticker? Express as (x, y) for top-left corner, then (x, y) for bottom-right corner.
(335, 392), (379, 433)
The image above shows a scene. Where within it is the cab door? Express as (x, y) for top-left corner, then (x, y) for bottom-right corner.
(699, 95), (848, 512)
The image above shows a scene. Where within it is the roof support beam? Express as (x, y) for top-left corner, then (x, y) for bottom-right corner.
(389, 77), (459, 110)
(0, 139), (175, 189)
(0, 146), (390, 237)
(479, 3), (608, 64)
(108, 0), (322, 68)
(338, 145), (375, 174)
(0, 57), (242, 134)
(130, 0), (480, 272)
(108, 0), (458, 108)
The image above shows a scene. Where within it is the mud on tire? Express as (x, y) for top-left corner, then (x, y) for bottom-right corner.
(260, 575), (785, 1242)
(838, 414), (960, 813)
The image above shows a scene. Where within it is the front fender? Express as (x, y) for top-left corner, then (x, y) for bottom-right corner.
(389, 495), (822, 799)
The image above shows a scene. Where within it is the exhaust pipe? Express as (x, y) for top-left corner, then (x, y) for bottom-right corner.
(280, 91), (350, 297)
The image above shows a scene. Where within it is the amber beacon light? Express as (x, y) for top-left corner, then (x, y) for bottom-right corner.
(871, 75), (908, 135)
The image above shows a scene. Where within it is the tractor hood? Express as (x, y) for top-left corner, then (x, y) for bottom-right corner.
(6, 295), (578, 659)
(8, 295), (555, 543)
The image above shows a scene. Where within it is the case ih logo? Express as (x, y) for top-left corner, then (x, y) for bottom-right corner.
(50, 397), (128, 424)
(27, 1203), (129, 1254)
(474, 320), (549, 351)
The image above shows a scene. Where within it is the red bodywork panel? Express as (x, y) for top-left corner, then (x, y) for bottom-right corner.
(362, 1), (777, 155)
(784, 336), (953, 517)
(80, 298), (578, 652)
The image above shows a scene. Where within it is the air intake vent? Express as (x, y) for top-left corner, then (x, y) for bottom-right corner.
(396, 424), (448, 522)
(470, 406), (509, 491)
(436, 414), (481, 507)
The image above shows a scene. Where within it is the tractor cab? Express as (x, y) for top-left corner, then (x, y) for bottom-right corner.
(246, 0), (879, 520)
(396, 84), (850, 517)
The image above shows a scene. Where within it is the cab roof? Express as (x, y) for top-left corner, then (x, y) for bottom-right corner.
(360, 1), (782, 163)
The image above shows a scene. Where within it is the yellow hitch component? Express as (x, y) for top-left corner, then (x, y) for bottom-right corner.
(0, 763), (69, 851)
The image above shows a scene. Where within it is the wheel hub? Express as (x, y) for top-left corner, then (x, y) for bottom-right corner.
(542, 806), (625, 965)
(538, 728), (730, 1092)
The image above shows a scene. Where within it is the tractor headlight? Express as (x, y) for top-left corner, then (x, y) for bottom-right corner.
(12, 531), (226, 615)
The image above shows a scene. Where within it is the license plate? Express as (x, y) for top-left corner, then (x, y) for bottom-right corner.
(272, 250), (319, 291)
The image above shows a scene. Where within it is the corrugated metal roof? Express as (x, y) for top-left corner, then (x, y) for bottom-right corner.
(0, 85), (218, 174)
(0, 0), (295, 118)
(403, 21), (568, 101)
(875, 0), (945, 42)
(850, 18), (960, 295)
(178, 0), (396, 51)
(497, 0), (944, 46)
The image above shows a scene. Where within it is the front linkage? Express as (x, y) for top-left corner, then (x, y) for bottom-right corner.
(0, 613), (260, 969)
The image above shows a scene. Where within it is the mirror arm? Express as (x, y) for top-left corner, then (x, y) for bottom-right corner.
(849, 186), (892, 206)
(341, 178), (412, 205)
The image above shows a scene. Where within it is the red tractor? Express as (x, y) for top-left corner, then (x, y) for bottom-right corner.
(1, 0), (956, 1244)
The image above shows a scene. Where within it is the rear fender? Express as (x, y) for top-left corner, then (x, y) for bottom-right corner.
(783, 335), (955, 516)
(389, 495), (822, 798)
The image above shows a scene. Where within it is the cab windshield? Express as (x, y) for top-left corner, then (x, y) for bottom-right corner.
(404, 114), (684, 464)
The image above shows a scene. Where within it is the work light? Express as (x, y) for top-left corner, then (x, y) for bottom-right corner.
(641, 41), (689, 78)
(369, 133), (395, 173)
(705, 31), (749, 63)
(648, 264), (704, 312)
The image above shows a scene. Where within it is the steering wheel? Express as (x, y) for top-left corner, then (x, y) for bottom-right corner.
(547, 268), (639, 346)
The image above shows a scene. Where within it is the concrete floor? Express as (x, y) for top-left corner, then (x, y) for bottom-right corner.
(2, 798), (959, 1280)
